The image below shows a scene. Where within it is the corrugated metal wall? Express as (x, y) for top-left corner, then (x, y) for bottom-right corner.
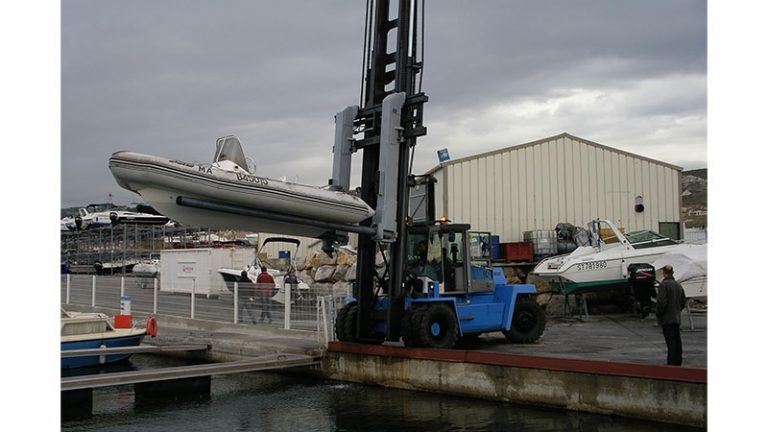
(434, 134), (681, 242)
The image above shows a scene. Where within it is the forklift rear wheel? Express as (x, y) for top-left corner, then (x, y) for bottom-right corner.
(503, 297), (545, 344)
(413, 303), (459, 349)
(335, 301), (358, 342)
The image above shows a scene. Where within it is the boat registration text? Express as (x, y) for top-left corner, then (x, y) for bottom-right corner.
(575, 261), (607, 271)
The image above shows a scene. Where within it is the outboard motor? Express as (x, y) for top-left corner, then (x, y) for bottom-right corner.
(627, 263), (656, 318)
(74, 216), (83, 230)
(109, 211), (119, 225)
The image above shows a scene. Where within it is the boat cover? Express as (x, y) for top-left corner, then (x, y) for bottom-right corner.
(652, 244), (707, 282)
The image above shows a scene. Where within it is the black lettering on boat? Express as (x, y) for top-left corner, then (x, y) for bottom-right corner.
(236, 173), (269, 185)
(198, 165), (213, 174)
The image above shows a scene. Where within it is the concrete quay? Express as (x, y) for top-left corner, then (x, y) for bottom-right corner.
(63, 305), (707, 427)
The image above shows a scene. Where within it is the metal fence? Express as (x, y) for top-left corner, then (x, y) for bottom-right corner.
(60, 274), (344, 345)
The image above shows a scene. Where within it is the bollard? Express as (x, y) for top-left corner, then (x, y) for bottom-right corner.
(91, 275), (96, 307)
(234, 282), (239, 324)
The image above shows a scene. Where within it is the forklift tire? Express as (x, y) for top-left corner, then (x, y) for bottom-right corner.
(401, 309), (416, 347)
(413, 303), (459, 349)
(503, 297), (546, 344)
(335, 302), (358, 343)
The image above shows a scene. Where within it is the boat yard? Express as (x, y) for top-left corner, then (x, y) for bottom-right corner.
(53, 1), (713, 430)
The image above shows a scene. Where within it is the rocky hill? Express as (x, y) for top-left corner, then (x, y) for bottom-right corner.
(681, 169), (707, 228)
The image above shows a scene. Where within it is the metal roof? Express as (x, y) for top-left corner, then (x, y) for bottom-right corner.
(427, 132), (684, 174)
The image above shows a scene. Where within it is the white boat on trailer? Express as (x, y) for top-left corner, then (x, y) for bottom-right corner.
(109, 135), (374, 238)
(532, 219), (706, 296)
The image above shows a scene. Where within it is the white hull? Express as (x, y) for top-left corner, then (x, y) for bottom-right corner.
(533, 219), (707, 295)
(534, 243), (684, 285)
(109, 151), (374, 237)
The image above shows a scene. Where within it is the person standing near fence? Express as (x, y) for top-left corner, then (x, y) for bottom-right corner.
(238, 270), (258, 324)
(255, 266), (276, 323)
(656, 265), (687, 366)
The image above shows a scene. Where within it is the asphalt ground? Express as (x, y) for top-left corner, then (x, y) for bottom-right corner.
(143, 308), (707, 369)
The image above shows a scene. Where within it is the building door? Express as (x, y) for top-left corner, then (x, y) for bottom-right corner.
(658, 222), (681, 240)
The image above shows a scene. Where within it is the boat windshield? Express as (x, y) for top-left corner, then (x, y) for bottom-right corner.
(213, 135), (249, 171)
(624, 230), (678, 249)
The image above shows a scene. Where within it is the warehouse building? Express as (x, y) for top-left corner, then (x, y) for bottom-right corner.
(428, 133), (683, 242)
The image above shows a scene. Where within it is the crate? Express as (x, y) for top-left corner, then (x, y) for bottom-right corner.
(501, 242), (534, 263)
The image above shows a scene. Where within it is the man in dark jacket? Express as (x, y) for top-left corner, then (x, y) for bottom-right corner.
(656, 265), (687, 366)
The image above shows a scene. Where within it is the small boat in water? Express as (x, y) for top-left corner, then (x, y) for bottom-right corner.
(109, 135), (375, 238)
(61, 309), (152, 368)
(532, 219), (705, 295)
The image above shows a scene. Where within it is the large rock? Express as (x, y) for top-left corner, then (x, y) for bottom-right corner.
(344, 264), (357, 282)
(297, 270), (315, 287)
(336, 250), (357, 266)
(314, 265), (337, 283)
(333, 264), (349, 282)
(306, 251), (335, 269)
(295, 256), (307, 272)
(526, 274), (553, 306)
(332, 281), (353, 297)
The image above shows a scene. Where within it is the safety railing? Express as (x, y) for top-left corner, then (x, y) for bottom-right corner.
(60, 274), (349, 334)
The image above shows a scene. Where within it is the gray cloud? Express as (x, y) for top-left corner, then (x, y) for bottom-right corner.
(62, 0), (706, 207)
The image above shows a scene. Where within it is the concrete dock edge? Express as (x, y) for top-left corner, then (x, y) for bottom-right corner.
(322, 342), (706, 428)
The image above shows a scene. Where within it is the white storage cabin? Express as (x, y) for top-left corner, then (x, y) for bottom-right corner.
(160, 247), (255, 296)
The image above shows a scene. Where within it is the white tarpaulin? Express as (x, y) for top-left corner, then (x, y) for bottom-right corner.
(652, 244), (707, 282)
(652, 244), (707, 297)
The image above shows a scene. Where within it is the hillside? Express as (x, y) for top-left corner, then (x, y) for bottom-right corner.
(681, 169), (707, 228)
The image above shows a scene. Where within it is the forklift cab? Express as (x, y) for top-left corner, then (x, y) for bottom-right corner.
(405, 223), (493, 295)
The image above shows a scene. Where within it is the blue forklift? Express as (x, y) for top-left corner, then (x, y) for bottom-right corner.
(328, 0), (545, 349)
(335, 219), (545, 348)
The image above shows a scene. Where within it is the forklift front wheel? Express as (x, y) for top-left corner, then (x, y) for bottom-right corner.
(503, 297), (546, 344)
(413, 303), (459, 349)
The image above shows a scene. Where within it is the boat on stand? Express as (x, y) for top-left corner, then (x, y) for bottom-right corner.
(532, 219), (707, 296)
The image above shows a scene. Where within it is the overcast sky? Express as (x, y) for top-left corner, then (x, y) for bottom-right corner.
(61, 0), (707, 208)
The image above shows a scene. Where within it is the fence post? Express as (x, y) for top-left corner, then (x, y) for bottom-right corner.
(65, 274), (71, 304)
(153, 278), (158, 314)
(91, 275), (96, 307)
(284, 282), (291, 330)
(120, 276), (125, 298)
(191, 278), (196, 319)
(234, 282), (239, 324)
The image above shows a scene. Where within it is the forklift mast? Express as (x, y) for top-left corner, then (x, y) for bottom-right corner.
(330, 0), (427, 342)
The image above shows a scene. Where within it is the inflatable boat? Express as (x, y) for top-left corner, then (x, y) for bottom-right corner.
(109, 135), (375, 237)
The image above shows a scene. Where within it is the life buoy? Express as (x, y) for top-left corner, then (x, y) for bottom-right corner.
(145, 316), (158, 337)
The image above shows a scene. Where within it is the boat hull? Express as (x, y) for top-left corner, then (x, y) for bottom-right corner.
(109, 152), (374, 237)
(61, 333), (145, 368)
(533, 245), (684, 295)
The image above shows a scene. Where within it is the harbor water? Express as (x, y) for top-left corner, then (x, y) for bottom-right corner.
(62, 355), (703, 431)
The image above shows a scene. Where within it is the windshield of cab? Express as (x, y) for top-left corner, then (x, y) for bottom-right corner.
(213, 135), (249, 171)
(406, 231), (442, 280)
